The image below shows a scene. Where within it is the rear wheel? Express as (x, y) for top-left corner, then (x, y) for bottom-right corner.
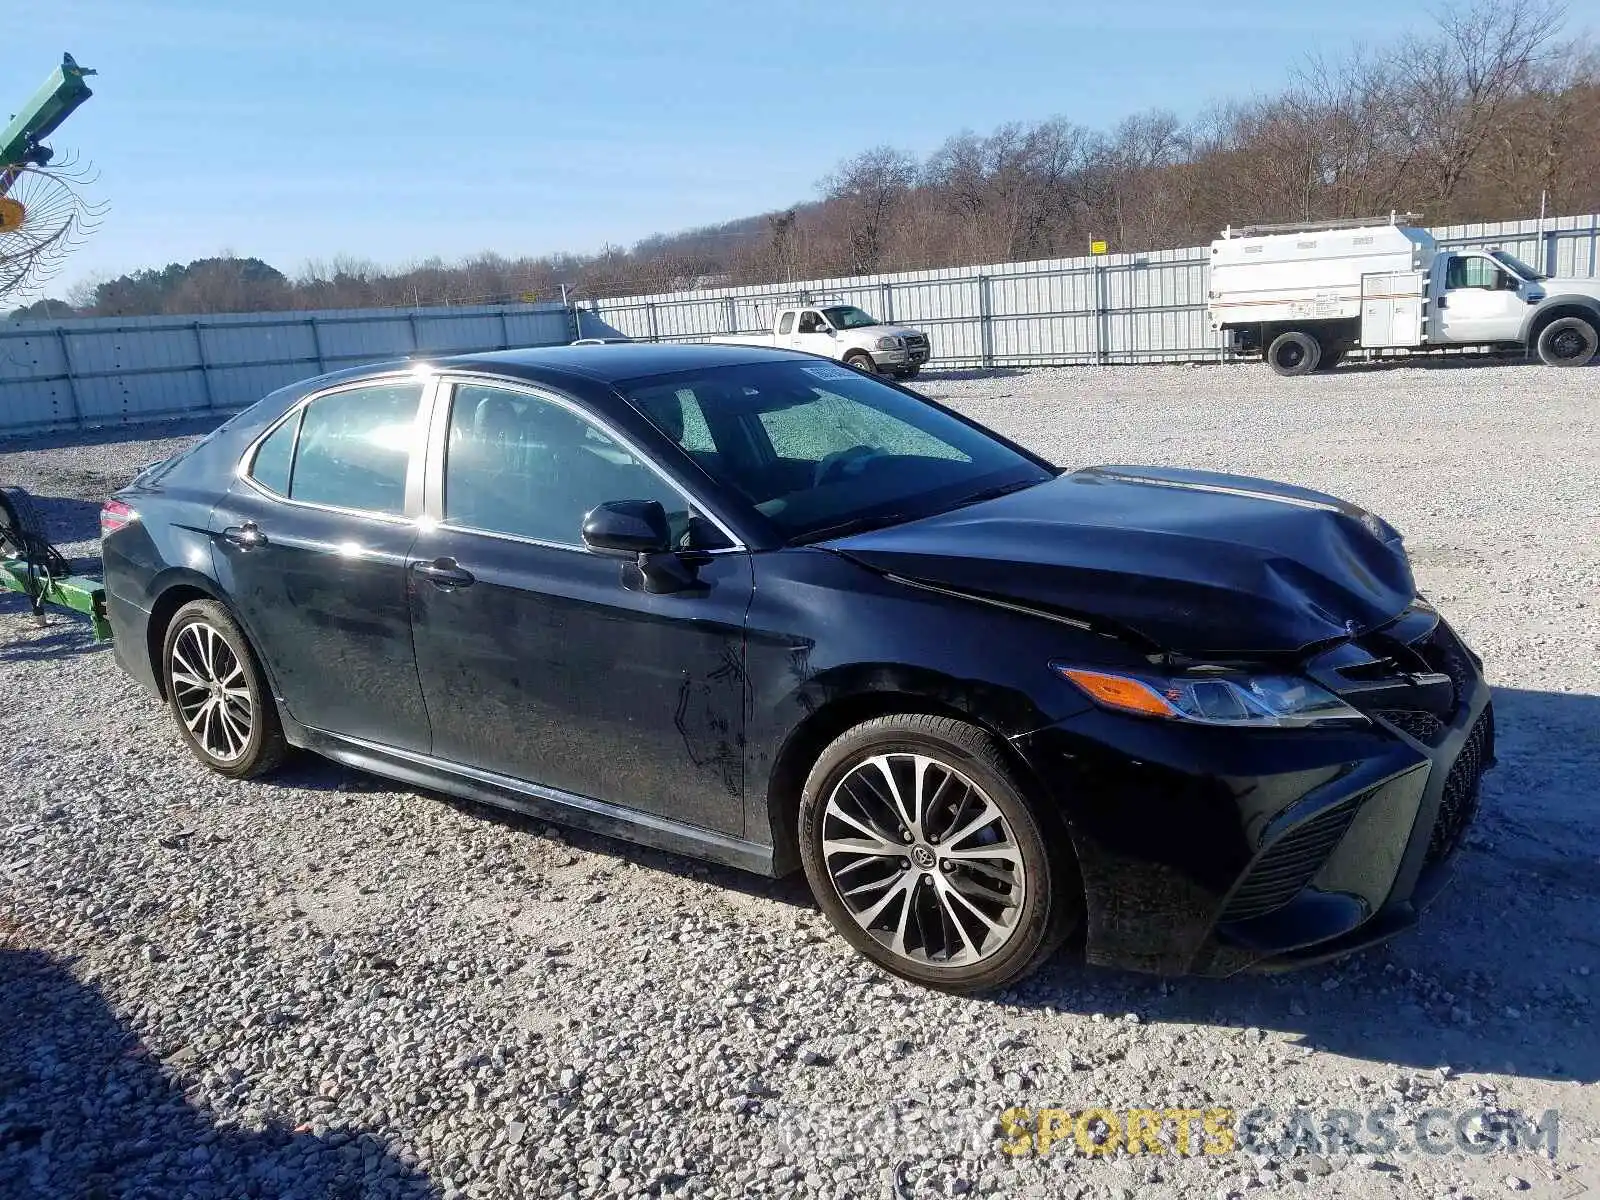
(798, 714), (1077, 993)
(1267, 331), (1321, 376)
(161, 599), (287, 779)
(1535, 316), (1598, 366)
(843, 351), (877, 374)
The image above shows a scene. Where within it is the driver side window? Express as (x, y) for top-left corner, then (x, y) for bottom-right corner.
(797, 311), (824, 334)
(442, 384), (693, 547)
(1447, 257), (1509, 291)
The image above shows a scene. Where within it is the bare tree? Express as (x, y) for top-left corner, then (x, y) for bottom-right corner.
(821, 146), (919, 274)
(1393, 0), (1568, 219)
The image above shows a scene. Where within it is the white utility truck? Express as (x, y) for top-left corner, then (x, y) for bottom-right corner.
(707, 303), (932, 379)
(1208, 215), (1600, 374)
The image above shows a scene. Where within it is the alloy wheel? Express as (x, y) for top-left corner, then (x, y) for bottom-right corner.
(169, 621), (254, 763)
(821, 753), (1026, 967)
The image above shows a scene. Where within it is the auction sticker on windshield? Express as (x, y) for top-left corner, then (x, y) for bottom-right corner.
(801, 365), (861, 382)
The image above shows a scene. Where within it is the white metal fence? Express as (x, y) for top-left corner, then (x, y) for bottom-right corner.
(0, 302), (574, 436)
(5, 209), (1597, 438)
(583, 211), (1600, 367)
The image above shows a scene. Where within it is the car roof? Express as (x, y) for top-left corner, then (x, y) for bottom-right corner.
(430, 341), (811, 386)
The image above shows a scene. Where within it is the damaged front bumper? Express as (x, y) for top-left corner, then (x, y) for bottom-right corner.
(1012, 608), (1494, 976)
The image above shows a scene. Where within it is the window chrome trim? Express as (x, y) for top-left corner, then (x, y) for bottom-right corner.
(235, 370), (438, 524)
(425, 372), (749, 553)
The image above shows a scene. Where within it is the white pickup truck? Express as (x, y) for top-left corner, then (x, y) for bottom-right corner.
(1209, 216), (1600, 374)
(709, 304), (932, 379)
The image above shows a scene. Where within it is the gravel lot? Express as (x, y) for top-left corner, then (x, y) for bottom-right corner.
(2, 361), (1597, 1200)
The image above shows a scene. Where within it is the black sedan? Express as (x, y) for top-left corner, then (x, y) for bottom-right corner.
(100, 344), (1493, 992)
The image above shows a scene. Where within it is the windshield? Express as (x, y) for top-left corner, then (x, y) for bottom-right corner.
(820, 305), (881, 330)
(622, 361), (1052, 541)
(1490, 250), (1544, 281)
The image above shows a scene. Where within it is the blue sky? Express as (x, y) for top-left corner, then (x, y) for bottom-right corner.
(12, 0), (1598, 291)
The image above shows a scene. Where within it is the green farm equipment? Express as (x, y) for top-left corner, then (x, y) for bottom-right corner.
(2, 53), (101, 302)
(1, 53), (95, 177)
(1, 56), (110, 641)
(0, 488), (111, 642)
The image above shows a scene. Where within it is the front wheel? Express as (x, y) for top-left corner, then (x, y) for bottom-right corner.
(1267, 331), (1322, 376)
(843, 351), (878, 374)
(895, 366), (922, 380)
(1535, 316), (1598, 366)
(798, 714), (1077, 993)
(161, 599), (287, 779)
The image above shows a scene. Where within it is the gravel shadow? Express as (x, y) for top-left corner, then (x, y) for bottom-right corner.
(0, 948), (435, 1200)
(9, 495), (109, 550)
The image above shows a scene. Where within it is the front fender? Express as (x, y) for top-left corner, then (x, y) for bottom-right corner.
(1519, 294), (1600, 342)
(741, 547), (1114, 866)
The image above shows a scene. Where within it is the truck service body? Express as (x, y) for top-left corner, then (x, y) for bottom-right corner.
(1208, 216), (1600, 373)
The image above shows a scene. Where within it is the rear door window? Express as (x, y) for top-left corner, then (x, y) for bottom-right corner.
(288, 383), (423, 515)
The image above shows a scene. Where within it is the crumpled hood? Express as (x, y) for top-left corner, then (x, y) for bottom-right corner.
(824, 465), (1416, 656)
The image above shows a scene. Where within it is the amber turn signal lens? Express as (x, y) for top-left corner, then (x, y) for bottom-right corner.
(1056, 667), (1179, 719)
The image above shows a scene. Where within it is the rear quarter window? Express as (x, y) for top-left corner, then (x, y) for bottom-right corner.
(247, 412), (299, 495)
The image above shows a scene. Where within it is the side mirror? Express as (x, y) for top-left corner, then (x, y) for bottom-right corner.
(582, 500), (671, 556)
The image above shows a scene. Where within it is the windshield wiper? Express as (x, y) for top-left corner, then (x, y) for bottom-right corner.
(793, 511), (918, 544)
(947, 478), (1042, 509)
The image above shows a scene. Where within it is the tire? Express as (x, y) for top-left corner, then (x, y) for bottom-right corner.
(1535, 316), (1599, 367)
(896, 366), (922, 380)
(798, 714), (1078, 993)
(0, 486), (37, 556)
(1316, 346), (1347, 371)
(1267, 331), (1321, 376)
(0, 486), (70, 576)
(843, 351), (877, 374)
(160, 599), (287, 779)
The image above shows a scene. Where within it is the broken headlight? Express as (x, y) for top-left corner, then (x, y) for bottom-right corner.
(1052, 664), (1367, 729)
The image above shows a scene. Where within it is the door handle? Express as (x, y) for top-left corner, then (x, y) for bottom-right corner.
(222, 522), (267, 549)
(412, 557), (474, 588)
(1436, 296), (1447, 309)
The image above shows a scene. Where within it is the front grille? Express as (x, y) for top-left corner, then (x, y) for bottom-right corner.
(1418, 622), (1474, 713)
(1425, 706), (1492, 866)
(1351, 617), (1477, 742)
(1375, 708), (1447, 746)
(1220, 796), (1364, 923)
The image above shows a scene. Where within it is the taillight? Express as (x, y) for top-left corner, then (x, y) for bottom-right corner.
(100, 499), (136, 539)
